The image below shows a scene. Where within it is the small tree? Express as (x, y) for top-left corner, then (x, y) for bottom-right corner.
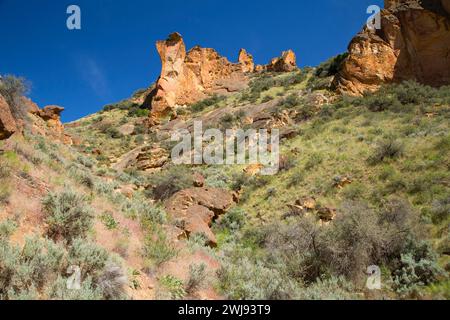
(0, 75), (29, 120)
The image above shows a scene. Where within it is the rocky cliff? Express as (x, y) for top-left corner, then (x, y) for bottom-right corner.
(0, 91), (71, 144)
(147, 33), (298, 122)
(333, 0), (450, 95)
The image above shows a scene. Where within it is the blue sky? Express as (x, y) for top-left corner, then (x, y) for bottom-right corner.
(0, 0), (383, 122)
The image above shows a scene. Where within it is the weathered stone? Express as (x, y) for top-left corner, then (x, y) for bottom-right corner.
(0, 94), (18, 140)
(165, 187), (236, 246)
(266, 50), (298, 72)
(149, 33), (250, 120)
(238, 48), (255, 73)
(334, 0), (450, 95)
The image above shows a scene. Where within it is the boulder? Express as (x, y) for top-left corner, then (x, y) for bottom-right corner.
(112, 144), (169, 172)
(165, 187), (236, 247)
(334, 0), (450, 95)
(0, 94), (18, 140)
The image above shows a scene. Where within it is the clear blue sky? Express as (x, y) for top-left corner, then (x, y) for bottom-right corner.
(0, 0), (383, 122)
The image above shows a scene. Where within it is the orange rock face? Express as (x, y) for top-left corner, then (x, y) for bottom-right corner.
(238, 48), (255, 73)
(266, 50), (297, 72)
(150, 33), (251, 120)
(334, 0), (450, 95)
(165, 187), (236, 247)
(148, 33), (298, 122)
(0, 94), (18, 139)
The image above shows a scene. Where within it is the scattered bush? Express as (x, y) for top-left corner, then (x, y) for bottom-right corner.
(158, 275), (186, 300)
(104, 127), (123, 139)
(191, 94), (225, 113)
(217, 256), (299, 300)
(185, 263), (207, 295)
(147, 166), (193, 201)
(0, 75), (30, 120)
(0, 235), (65, 300)
(297, 276), (359, 300)
(77, 155), (95, 169)
(99, 212), (119, 230)
(144, 228), (177, 266)
(315, 53), (348, 78)
(392, 240), (445, 297)
(367, 138), (404, 165)
(0, 184), (11, 206)
(127, 106), (149, 118)
(42, 189), (94, 243)
(218, 207), (246, 232)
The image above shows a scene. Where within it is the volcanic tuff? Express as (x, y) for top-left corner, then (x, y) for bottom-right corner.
(147, 32), (298, 122)
(333, 0), (450, 95)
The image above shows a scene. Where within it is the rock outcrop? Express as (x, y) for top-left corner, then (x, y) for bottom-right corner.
(112, 144), (169, 172)
(0, 94), (18, 139)
(147, 33), (298, 122)
(255, 50), (298, 73)
(31, 105), (72, 144)
(165, 187), (236, 247)
(265, 50), (298, 72)
(238, 49), (255, 73)
(334, 0), (450, 95)
(149, 33), (251, 121)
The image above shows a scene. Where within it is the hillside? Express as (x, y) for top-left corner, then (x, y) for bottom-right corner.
(1, 0), (449, 301)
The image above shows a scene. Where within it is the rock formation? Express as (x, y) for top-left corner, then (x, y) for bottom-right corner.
(149, 33), (250, 121)
(0, 94), (18, 139)
(334, 0), (450, 95)
(255, 50), (298, 73)
(265, 50), (298, 72)
(165, 187), (236, 247)
(147, 33), (298, 122)
(238, 48), (255, 73)
(29, 105), (72, 144)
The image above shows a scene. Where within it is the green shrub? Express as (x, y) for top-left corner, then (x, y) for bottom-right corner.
(218, 207), (246, 231)
(76, 171), (95, 189)
(392, 240), (445, 297)
(249, 77), (276, 94)
(14, 143), (44, 166)
(280, 93), (300, 108)
(0, 219), (17, 240)
(297, 276), (359, 300)
(315, 53), (348, 78)
(105, 127), (123, 139)
(158, 275), (186, 300)
(128, 106), (149, 117)
(185, 263), (207, 295)
(364, 94), (402, 112)
(77, 155), (95, 168)
(191, 94), (225, 113)
(99, 212), (119, 230)
(304, 152), (323, 170)
(430, 197), (450, 224)
(42, 189), (94, 243)
(341, 182), (365, 200)
(147, 166), (193, 201)
(367, 138), (404, 165)
(144, 228), (177, 266)
(0, 183), (11, 206)
(0, 75), (29, 120)
(217, 256), (298, 300)
(0, 235), (65, 299)
(261, 95), (274, 103)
